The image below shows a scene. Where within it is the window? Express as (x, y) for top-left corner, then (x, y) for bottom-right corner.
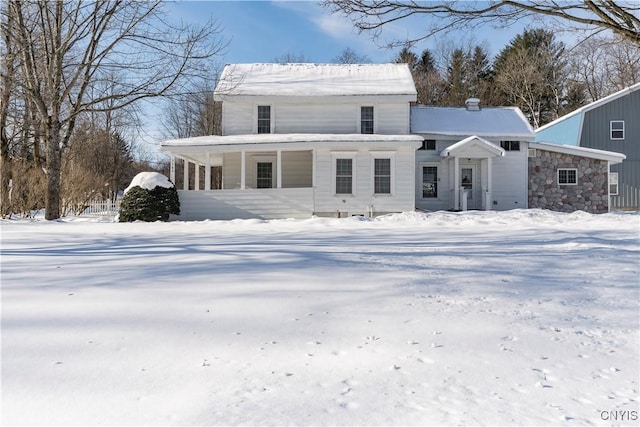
(361, 106), (374, 134)
(419, 139), (436, 150)
(257, 105), (271, 134)
(374, 158), (391, 194)
(500, 140), (520, 151)
(558, 168), (577, 185)
(610, 172), (619, 195)
(422, 166), (438, 198)
(610, 121), (624, 140)
(256, 162), (273, 188)
(335, 158), (353, 194)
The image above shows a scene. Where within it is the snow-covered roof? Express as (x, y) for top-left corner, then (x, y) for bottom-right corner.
(440, 135), (505, 158)
(536, 83), (640, 133)
(124, 172), (174, 194)
(215, 63), (417, 98)
(162, 133), (423, 148)
(411, 106), (535, 139)
(530, 141), (626, 164)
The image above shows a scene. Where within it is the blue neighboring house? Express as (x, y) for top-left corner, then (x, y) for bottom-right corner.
(536, 83), (640, 209)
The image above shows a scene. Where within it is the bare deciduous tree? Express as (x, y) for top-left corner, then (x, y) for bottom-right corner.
(1, 0), (226, 219)
(569, 34), (640, 101)
(332, 47), (372, 64)
(323, 1), (640, 47)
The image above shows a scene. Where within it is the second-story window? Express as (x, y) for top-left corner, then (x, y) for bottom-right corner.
(500, 140), (520, 151)
(361, 106), (374, 134)
(610, 120), (624, 140)
(257, 105), (271, 134)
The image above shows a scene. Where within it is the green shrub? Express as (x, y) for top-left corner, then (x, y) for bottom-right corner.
(119, 185), (180, 222)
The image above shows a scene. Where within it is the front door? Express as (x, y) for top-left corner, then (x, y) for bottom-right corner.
(460, 165), (477, 209)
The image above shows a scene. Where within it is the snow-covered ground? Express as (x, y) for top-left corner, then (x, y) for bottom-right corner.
(2, 210), (639, 426)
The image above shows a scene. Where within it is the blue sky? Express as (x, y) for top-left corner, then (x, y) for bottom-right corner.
(165, 0), (533, 66)
(142, 0), (535, 155)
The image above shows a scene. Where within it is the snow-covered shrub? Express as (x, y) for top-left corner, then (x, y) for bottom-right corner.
(119, 172), (179, 222)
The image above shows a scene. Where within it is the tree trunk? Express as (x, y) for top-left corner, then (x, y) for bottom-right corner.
(45, 117), (62, 220)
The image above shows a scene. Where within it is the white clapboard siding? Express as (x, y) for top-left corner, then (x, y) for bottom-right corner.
(491, 145), (529, 210)
(376, 103), (410, 134)
(222, 151), (313, 189)
(176, 188), (314, 220)
(313, 146), (416, 215)
(415, 153), (450, 212)
(275, 104), (355, 133)
(222, 101), (410, 136)
(222, 103), (254, 135)
(282, 151), (313, 187)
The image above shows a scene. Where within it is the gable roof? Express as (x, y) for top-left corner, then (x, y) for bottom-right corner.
(411, 106), (535, 139)
(440, 135), (506, 158)
(214, 63), (417, 98)
(536, 83), (640, 133)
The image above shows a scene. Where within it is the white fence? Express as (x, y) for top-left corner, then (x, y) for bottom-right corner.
(72, 199), (121, 217)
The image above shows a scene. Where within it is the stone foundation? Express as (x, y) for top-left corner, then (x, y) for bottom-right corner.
(528, 150), (609, 214)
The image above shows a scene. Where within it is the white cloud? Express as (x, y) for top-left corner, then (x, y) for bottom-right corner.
(310, 14), (357, 40)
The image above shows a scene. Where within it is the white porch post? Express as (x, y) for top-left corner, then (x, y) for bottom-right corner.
(194, 163), (200, 190)
(205, 152), (211, 191)
(170, 157), (175, 183)
(453, 156), (460, 210)
(276, 150), (282, 189)
(486, 156), (493, 211)
(183, 159), (189, 191)
(240, 150), (246, 190)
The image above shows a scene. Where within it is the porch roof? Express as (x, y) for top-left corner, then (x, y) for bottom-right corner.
(161, 133), (424, 154)
(440, 135), (506, 158)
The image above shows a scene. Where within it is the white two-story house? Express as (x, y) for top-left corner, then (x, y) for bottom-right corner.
(161, 63), (625, 220)
(161, 63), (423, 220)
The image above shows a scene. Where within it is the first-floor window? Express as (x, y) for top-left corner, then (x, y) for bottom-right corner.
(558, 168), (577, 185)
(610, 172), (619, 195)
(374, 158), (391, 194)
(422, 166), (438, 198)
(256, 162), (273, 188)
(336, 158), (353, 194)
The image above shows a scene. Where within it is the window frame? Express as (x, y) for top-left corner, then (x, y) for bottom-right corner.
(253, 155), (276, 189)
(609, 172), (619, 195)
(257, 105), (272, 134)
(370, 152), (395, 196)
(610, 120), (624, 140)
(500, 140), (520, 151)
(332, 152), (357, 196)
(558, 168), (578, 186)
(360, 106), (375, 134)
(421, 163), (439, 199)
(419, 139), (436, 151)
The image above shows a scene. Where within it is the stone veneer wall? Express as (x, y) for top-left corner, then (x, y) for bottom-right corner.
(528, 150), (609, 214)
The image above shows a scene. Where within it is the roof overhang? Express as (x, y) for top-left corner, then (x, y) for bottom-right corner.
(161, 134), (424, 164)
(530, 141), (626, 164)
(440, 135), (506, 158)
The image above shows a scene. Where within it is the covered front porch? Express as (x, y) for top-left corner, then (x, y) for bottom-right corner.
(160, 133), (422, 220)
(440, 136), (506, 211)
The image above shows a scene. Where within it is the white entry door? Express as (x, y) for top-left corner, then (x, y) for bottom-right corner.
(460, 165), (478, 210)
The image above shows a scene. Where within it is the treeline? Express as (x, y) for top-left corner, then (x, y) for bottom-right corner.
(394, 29), (639, 128)
(0, 0), (222, 219)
